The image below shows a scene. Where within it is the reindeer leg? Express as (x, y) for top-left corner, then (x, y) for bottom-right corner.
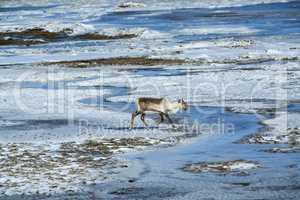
(130, 111), (141, 129)
(165, 113), (176, 128)
(157, 112), (164, 125)
(140, 112), (148, 127)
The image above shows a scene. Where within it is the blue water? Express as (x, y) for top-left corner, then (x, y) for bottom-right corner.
(93, 1), (300, 37)
(87, 103), (300, 200)
(1, 1), (299, 65)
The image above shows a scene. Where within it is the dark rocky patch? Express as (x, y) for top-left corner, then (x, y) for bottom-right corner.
(110, 187), (144, 195)
(237, 127), (300, 145)
(281, 56), (299, 61)
(118, 2), (145, 8)
(2, 28), (62, 39)
(0, 137), (158, 195)
(59, 137), (155, 157)
(77, 33), (137, 40)
(0, 38), (45, 46)
(237, 133), (278, 144)
(42, 57), (187, 67)
(249, 185), (300, 191)
(263, 146), (300, 153)
(214, 57), (275, 65)
(109, 186), (184, 199)
(210, 56), (299, 65)
(0, 28), (138, 46)
(287, 164), (298, 168)
(230, 182), (251, 187)
(182, 159), (260, 174)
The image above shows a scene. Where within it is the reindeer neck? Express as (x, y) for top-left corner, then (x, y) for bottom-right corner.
(167, 101), (181, 113)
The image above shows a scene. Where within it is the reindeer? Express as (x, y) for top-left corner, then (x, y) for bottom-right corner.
(130, 97), (188, 128)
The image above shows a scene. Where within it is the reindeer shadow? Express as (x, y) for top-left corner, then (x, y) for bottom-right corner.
(105, 126), (160, 131)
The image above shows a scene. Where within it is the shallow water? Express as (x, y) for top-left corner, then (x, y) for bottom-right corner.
(95, 110), (300, 200)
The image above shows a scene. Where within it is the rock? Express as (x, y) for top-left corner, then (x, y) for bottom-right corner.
(182, 160), (261, 174)
(118, 2), (145, 8)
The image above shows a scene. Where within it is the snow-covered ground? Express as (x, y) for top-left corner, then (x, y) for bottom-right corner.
(0, 0), (300, 199)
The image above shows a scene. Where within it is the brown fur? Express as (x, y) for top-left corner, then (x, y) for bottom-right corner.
(137, 97), (164, 112)
(130, 97), (187, 128)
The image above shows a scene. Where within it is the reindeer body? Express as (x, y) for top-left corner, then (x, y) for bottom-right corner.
(130, 97), (187, 128)
(137, 97), (178, 113)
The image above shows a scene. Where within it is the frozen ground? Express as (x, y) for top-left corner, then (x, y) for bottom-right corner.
(0, 0), (300, 199)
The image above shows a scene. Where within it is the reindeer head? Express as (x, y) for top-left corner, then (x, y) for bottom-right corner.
(178, 98), (188, 111)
